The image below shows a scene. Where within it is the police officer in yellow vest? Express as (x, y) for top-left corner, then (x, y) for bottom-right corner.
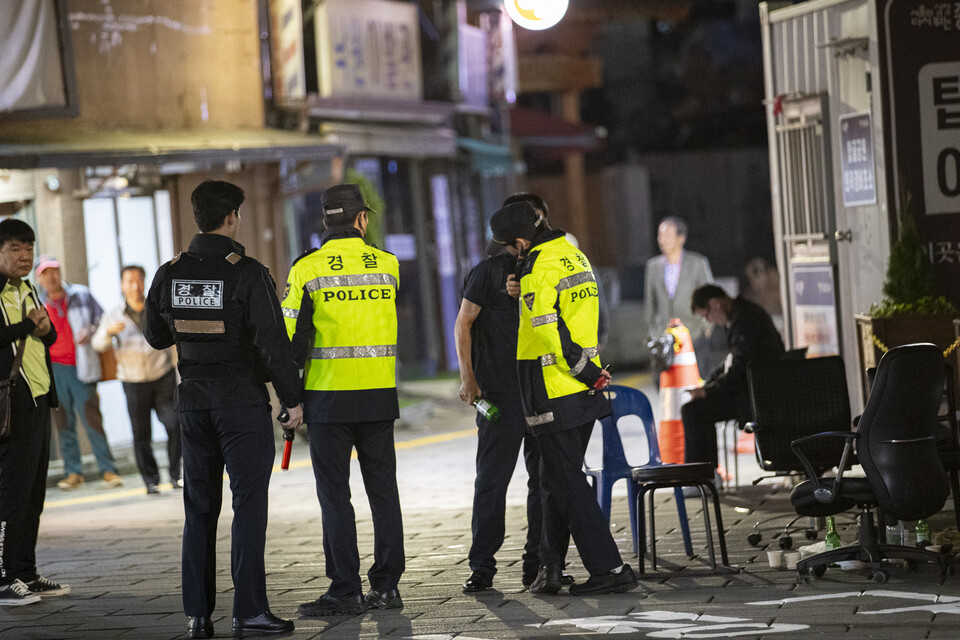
(282, 184), (404, 616)
(145, 180), (303, 638)
(489, 200), (638, 596)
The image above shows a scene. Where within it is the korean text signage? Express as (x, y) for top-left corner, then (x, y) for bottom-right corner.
(879, 0), (960, 303)
(791, 264), (840, 357)
(315, 0), (422, 100)
(839, 112), (877, 207)
(269, 0), (306, 100)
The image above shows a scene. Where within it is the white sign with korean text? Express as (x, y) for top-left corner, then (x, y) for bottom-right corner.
(315, 0), (422, 100)
(919, 61), (960, 215)
(269, 0), (307, 99)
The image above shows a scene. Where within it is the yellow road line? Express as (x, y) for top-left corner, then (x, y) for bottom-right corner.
(46, 428), (478, 509)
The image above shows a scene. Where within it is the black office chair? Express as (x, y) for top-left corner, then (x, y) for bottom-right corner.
(743, 355), (852, 546)
(791, 343), (949, 583)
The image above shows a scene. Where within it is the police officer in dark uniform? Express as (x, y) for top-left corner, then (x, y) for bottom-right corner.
(144, 180), (303, 639)
(282, 184), (404, 616)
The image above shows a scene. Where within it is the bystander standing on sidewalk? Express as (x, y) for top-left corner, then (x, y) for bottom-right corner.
(0, 220), (70, 606)
(93, 265), (180, 495)
(34, 255), (122, 491)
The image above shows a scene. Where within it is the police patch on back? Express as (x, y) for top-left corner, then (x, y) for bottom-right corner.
(172, 280), (224, 309)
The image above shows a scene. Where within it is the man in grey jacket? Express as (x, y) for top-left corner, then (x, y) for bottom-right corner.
(643, 217), (723, 377)
(93, 265), (180, 494)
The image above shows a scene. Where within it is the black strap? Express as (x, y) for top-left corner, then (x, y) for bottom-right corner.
(8, 301), (28, 382)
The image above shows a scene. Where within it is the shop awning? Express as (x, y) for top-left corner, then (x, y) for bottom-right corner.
(456, 138), (514, 174)
(0, 127), (342, 170)
(509, 107), (606, 154)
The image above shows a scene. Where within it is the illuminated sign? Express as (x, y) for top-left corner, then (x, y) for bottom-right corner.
(503, 0), (568, 31)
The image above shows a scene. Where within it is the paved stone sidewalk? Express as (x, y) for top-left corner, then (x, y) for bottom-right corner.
(5, 386), (960, 639)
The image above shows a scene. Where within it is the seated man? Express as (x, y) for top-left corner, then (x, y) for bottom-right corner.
(681, 284), (784, 469)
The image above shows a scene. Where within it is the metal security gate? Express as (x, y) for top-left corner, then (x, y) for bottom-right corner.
(776, 96), (842, 357)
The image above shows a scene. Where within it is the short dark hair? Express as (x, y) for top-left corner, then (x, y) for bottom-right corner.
(691, 284), (729, 312)
(0, 218), (36, 248)
(504, 192), (550, 218)
(325, 209), (363, 229)
(660, 216), (688, 238)
(191, 180), (245, 232)
(121, 265), (146, 279)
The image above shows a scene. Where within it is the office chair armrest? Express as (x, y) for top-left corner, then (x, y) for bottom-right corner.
(790, 431), (859, 504)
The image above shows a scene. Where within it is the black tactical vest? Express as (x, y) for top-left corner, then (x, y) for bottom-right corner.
(162, 251), (263, 383)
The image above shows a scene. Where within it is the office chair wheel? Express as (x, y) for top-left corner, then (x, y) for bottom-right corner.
(811, 565), (826, 578)
(873, 570), (890, 584)
(805, 529), (818, 540)
(778, 535), (793, 550)
(747, 532), (762, 546)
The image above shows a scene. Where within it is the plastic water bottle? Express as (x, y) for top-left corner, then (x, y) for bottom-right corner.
(472, 397), (500, 422)
(886, 520), (904, 545)
(824, 516), (841, 551)
(916, 519), (931, 546)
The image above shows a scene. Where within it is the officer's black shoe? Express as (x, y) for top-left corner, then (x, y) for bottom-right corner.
(522, 570), (574, 587)
(529, 565), (562, 595)
(364, 588), (403, 609)
(568, 564), (639, 596)
(298, 593), (367, 617)
(462, 571), (493, 593)
(186, 616), (213, 639)
(232, 611), (294, 636)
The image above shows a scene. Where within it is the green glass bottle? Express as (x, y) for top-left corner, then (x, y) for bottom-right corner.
(916, 519), (931, 546)
(473, 397), (500, 422)
(824, 516), (841, 551)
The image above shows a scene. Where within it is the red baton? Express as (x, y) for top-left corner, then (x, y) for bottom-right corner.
(278, 408), (293, 471)
(281, 433), (294, 471)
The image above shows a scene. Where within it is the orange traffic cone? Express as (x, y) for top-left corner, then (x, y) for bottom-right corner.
(658, 319), (702, 464)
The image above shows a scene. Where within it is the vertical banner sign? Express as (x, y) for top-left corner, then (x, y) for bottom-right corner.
(269, 0), (306, 100)
(430, 174), (460, 372)
(316, 0), (423, 100)
(879, 0), (960, 304)
(839, 112), (877, 207)
(791, 264), (840, 357)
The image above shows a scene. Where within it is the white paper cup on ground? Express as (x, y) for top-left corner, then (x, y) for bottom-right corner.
(784, 551), (801, 570)
(766, 549), (784, 568)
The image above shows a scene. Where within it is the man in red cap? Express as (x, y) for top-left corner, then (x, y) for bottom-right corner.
(34, 255), (122, 491)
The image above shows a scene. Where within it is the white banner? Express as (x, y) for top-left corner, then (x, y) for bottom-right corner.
(0, 0), (67, 113)
(315, 0), (422, 100)
(269, 0), (306, 99)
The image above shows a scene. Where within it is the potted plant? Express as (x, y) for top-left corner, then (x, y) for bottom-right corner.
(854, 189), (960, 399)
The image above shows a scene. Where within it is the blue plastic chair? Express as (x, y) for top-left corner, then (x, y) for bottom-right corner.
(584, 385), (693, 556)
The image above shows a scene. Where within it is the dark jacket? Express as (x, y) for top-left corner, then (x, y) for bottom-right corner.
(0, 274), (59, 410)
(144, 233), (301, 410)
(703, 296), (784, 399)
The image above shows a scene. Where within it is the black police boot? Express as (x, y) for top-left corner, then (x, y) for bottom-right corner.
(364, 588), (403, 609)
(298, 593), (367, 617)
(231, 611), (294, 636)
(529, 565), (562, 595)
(186, 616), (213, 639)
(462, 571), (493, 593)
(568, 564), (639, 595)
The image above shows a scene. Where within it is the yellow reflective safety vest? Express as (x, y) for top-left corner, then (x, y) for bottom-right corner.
(282, 228), (400, 422)
(517, 229), (610, 434)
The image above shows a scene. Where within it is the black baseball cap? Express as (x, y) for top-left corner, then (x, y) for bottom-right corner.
(320, 184), (376, 217)
(486, 200), (543, 255)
